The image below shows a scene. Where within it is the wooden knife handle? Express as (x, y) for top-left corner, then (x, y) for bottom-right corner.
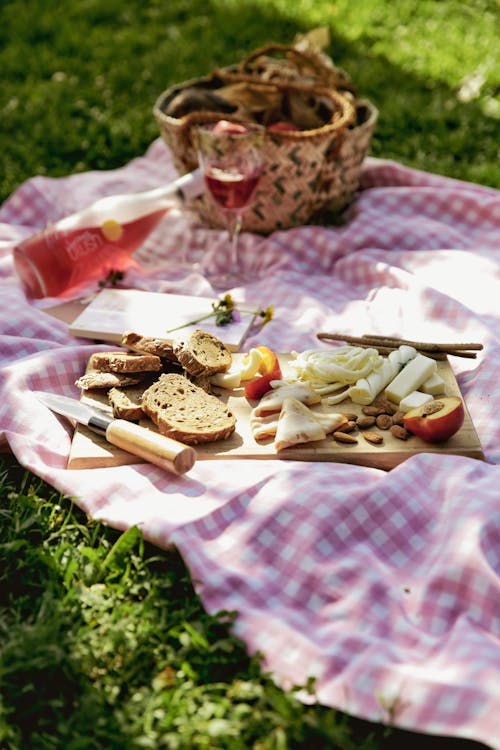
(106, 419), (196, 476)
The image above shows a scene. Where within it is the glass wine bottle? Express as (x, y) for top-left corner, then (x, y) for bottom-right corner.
(13, 169), (205, 299)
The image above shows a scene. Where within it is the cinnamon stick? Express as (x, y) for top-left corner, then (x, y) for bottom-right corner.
(316, 332), (481, 358)
(362, 333), (483, 352)
(352, 343), (449, 360)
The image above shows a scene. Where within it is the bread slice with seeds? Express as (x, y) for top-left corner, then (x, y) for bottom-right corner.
(141, 372), (236, 444)
(121, 331), (178, 361)
(108, 381), (156, 420)
(174, 329), (232, 377)
(91, 351), (163, 373)
(75, 371), (146, 390)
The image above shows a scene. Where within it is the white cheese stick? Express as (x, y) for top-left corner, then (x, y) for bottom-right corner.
(349, 346), (417, 405)
(349, 356), (398, 405)
(384, 353), (437, 403)
(399, 390), (434, 413)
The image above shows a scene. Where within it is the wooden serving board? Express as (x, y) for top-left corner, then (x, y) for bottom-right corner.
(68, 354), (484, 471)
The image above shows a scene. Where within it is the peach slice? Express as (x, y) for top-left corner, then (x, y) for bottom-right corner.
(403, 396), (465, 442)
(268, 121), (299, 132)
(213, 120), (248, 135)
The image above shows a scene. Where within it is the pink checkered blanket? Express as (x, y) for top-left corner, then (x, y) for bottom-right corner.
(1, 139), (499, 747)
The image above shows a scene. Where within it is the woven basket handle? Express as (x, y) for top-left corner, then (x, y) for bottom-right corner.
(223, 43), (354, 95)
(239, 43), (331, 78)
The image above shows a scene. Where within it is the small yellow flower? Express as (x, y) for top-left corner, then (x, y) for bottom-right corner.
(260, 306), (274, 326)
(222, 293), (235, 309)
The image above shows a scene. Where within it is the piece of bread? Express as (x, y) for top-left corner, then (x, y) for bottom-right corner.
(141, 373), (236, 444)
(108, 383), (153, 420)
(174, 329), (232, 377)
(121, 331), (177, 361)
(91, 351), (163, 373)
(74, 371), (146, 390)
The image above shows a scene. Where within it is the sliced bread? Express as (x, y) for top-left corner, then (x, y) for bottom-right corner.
(108, 383), (153, 421)
(142, 373), (236, 444)
(174, 329), (232, 377)
(121, 331), (177, 361)
(75, 371), (146, 390)
(91, 351), (163, 373)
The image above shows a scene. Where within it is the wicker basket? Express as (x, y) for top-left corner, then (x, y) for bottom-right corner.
(153, 44), (378, 234)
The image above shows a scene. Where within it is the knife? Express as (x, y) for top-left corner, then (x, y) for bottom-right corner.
(35, 391), (196, 476)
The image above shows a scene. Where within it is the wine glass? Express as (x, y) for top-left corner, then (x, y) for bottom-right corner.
(196, 121), (264, 287)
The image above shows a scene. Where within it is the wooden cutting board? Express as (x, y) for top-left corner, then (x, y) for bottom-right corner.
(68, 354), (484, 471)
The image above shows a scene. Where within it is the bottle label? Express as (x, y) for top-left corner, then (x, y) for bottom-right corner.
(63, 229), (105, 262)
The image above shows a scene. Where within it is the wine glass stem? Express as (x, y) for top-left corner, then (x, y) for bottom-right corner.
(226, 210), (243, 270)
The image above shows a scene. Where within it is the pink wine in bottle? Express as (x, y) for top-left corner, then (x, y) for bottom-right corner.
(13, 169), (204, 299)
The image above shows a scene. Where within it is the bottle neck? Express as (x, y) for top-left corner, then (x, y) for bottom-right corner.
(57, 168), (206, 231)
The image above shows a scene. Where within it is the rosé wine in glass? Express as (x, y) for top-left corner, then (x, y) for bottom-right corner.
(204, 167), (260, 211)
(196, 121), (264, 287)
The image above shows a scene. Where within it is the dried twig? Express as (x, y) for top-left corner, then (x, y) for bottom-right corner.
(352, 342), (450, 360)
(316, 332), (482, 359)
(362, 333), (483, 352)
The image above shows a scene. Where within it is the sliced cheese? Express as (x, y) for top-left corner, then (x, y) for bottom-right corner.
(209, 369), (242, 389)
(251, 407), (345, 441)
(274, 398), (326, 452)
(399, 390), (434, 413)
(253, 382), (321, 416)
(250, 413), (279, 441)
(421, 372), (446, 396)
(384, 353), (437, 403)
(314, 411), (347, 433)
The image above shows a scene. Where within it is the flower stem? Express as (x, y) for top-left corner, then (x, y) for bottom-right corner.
(165, 312), (214, 334)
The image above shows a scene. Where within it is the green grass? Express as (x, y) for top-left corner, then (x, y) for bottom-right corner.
(0, 0), (499, 204)
(0, 457), (388, 749)
(1, 1), (498, 747)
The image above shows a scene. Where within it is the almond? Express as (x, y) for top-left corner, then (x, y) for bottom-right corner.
(391, 424), (410, 440)
(333, 431), (358, 444)
(374, 397), (399, 415)
(362, 405), (384, 416)
(362, 431), (384, 445)
(391, 411), (405, 426)
(342, 412), (358, 422)
(336, 420), (357, 433)
(376, 414), (393, 430)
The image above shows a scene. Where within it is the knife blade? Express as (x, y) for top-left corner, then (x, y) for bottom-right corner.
(35, 391), (196, 476)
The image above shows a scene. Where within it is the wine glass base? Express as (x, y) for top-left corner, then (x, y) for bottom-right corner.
(204, 267), (261, 290)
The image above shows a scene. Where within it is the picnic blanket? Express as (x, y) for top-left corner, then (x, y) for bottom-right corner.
(1, 138), (499, 748)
